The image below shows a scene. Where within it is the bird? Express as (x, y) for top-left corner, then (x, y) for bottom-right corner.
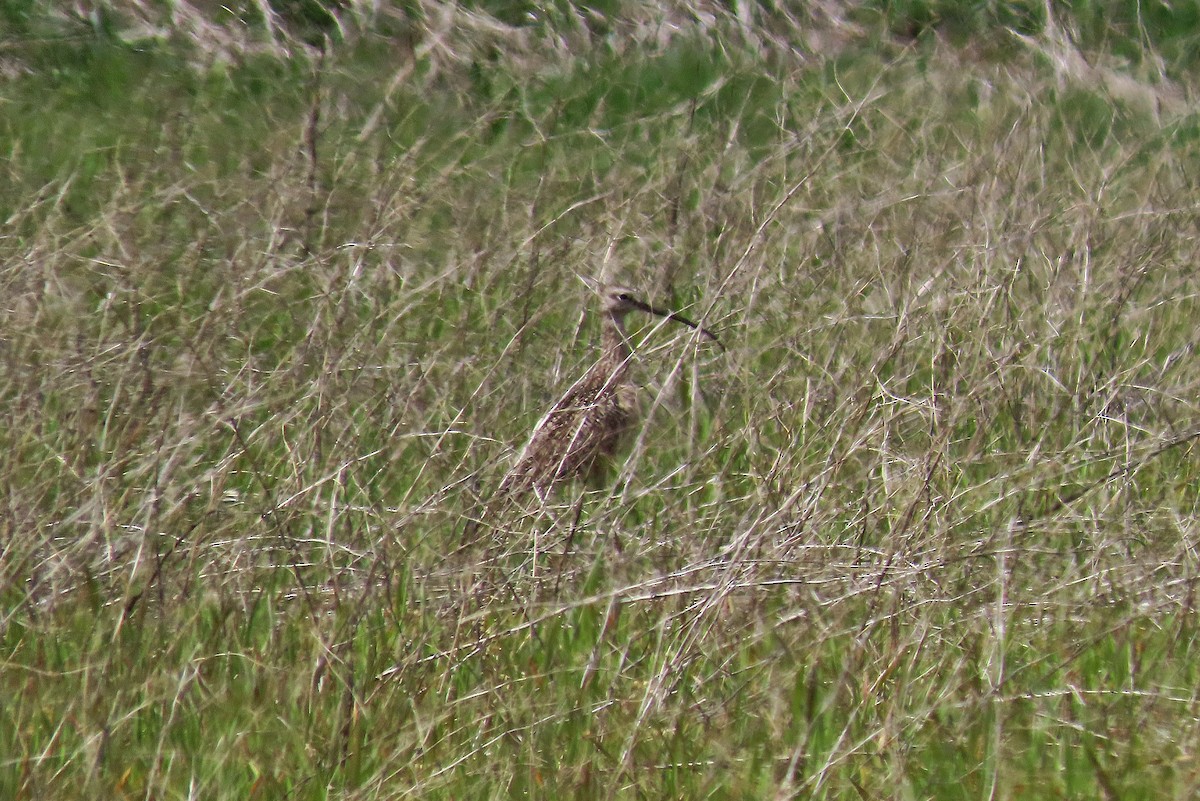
(497, 282), (723, 499)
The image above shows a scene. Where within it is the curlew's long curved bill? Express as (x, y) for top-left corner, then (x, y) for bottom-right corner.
(632, 298), (725, 351)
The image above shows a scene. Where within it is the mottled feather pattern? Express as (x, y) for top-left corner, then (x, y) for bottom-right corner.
(498, 361), (635, 496)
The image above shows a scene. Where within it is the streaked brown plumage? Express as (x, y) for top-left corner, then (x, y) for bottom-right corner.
(498, 284), (722, 498)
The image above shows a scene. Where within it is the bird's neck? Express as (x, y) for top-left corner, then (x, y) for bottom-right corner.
(602, 314), (632, 368)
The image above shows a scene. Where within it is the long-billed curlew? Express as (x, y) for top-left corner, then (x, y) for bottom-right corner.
(498, 283), (723, 498)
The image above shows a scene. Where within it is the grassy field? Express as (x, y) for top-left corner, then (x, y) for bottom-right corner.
(4, 2), (1200, 798)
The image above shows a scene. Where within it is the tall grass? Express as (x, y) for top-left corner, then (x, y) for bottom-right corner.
(3, 2), (1200, 799)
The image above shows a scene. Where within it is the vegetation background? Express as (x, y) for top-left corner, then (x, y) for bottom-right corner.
(3, 0), (1200, 797)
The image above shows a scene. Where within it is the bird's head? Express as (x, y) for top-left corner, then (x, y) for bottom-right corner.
(585, 280), (724, 350)
(599, 285), (646, 317)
